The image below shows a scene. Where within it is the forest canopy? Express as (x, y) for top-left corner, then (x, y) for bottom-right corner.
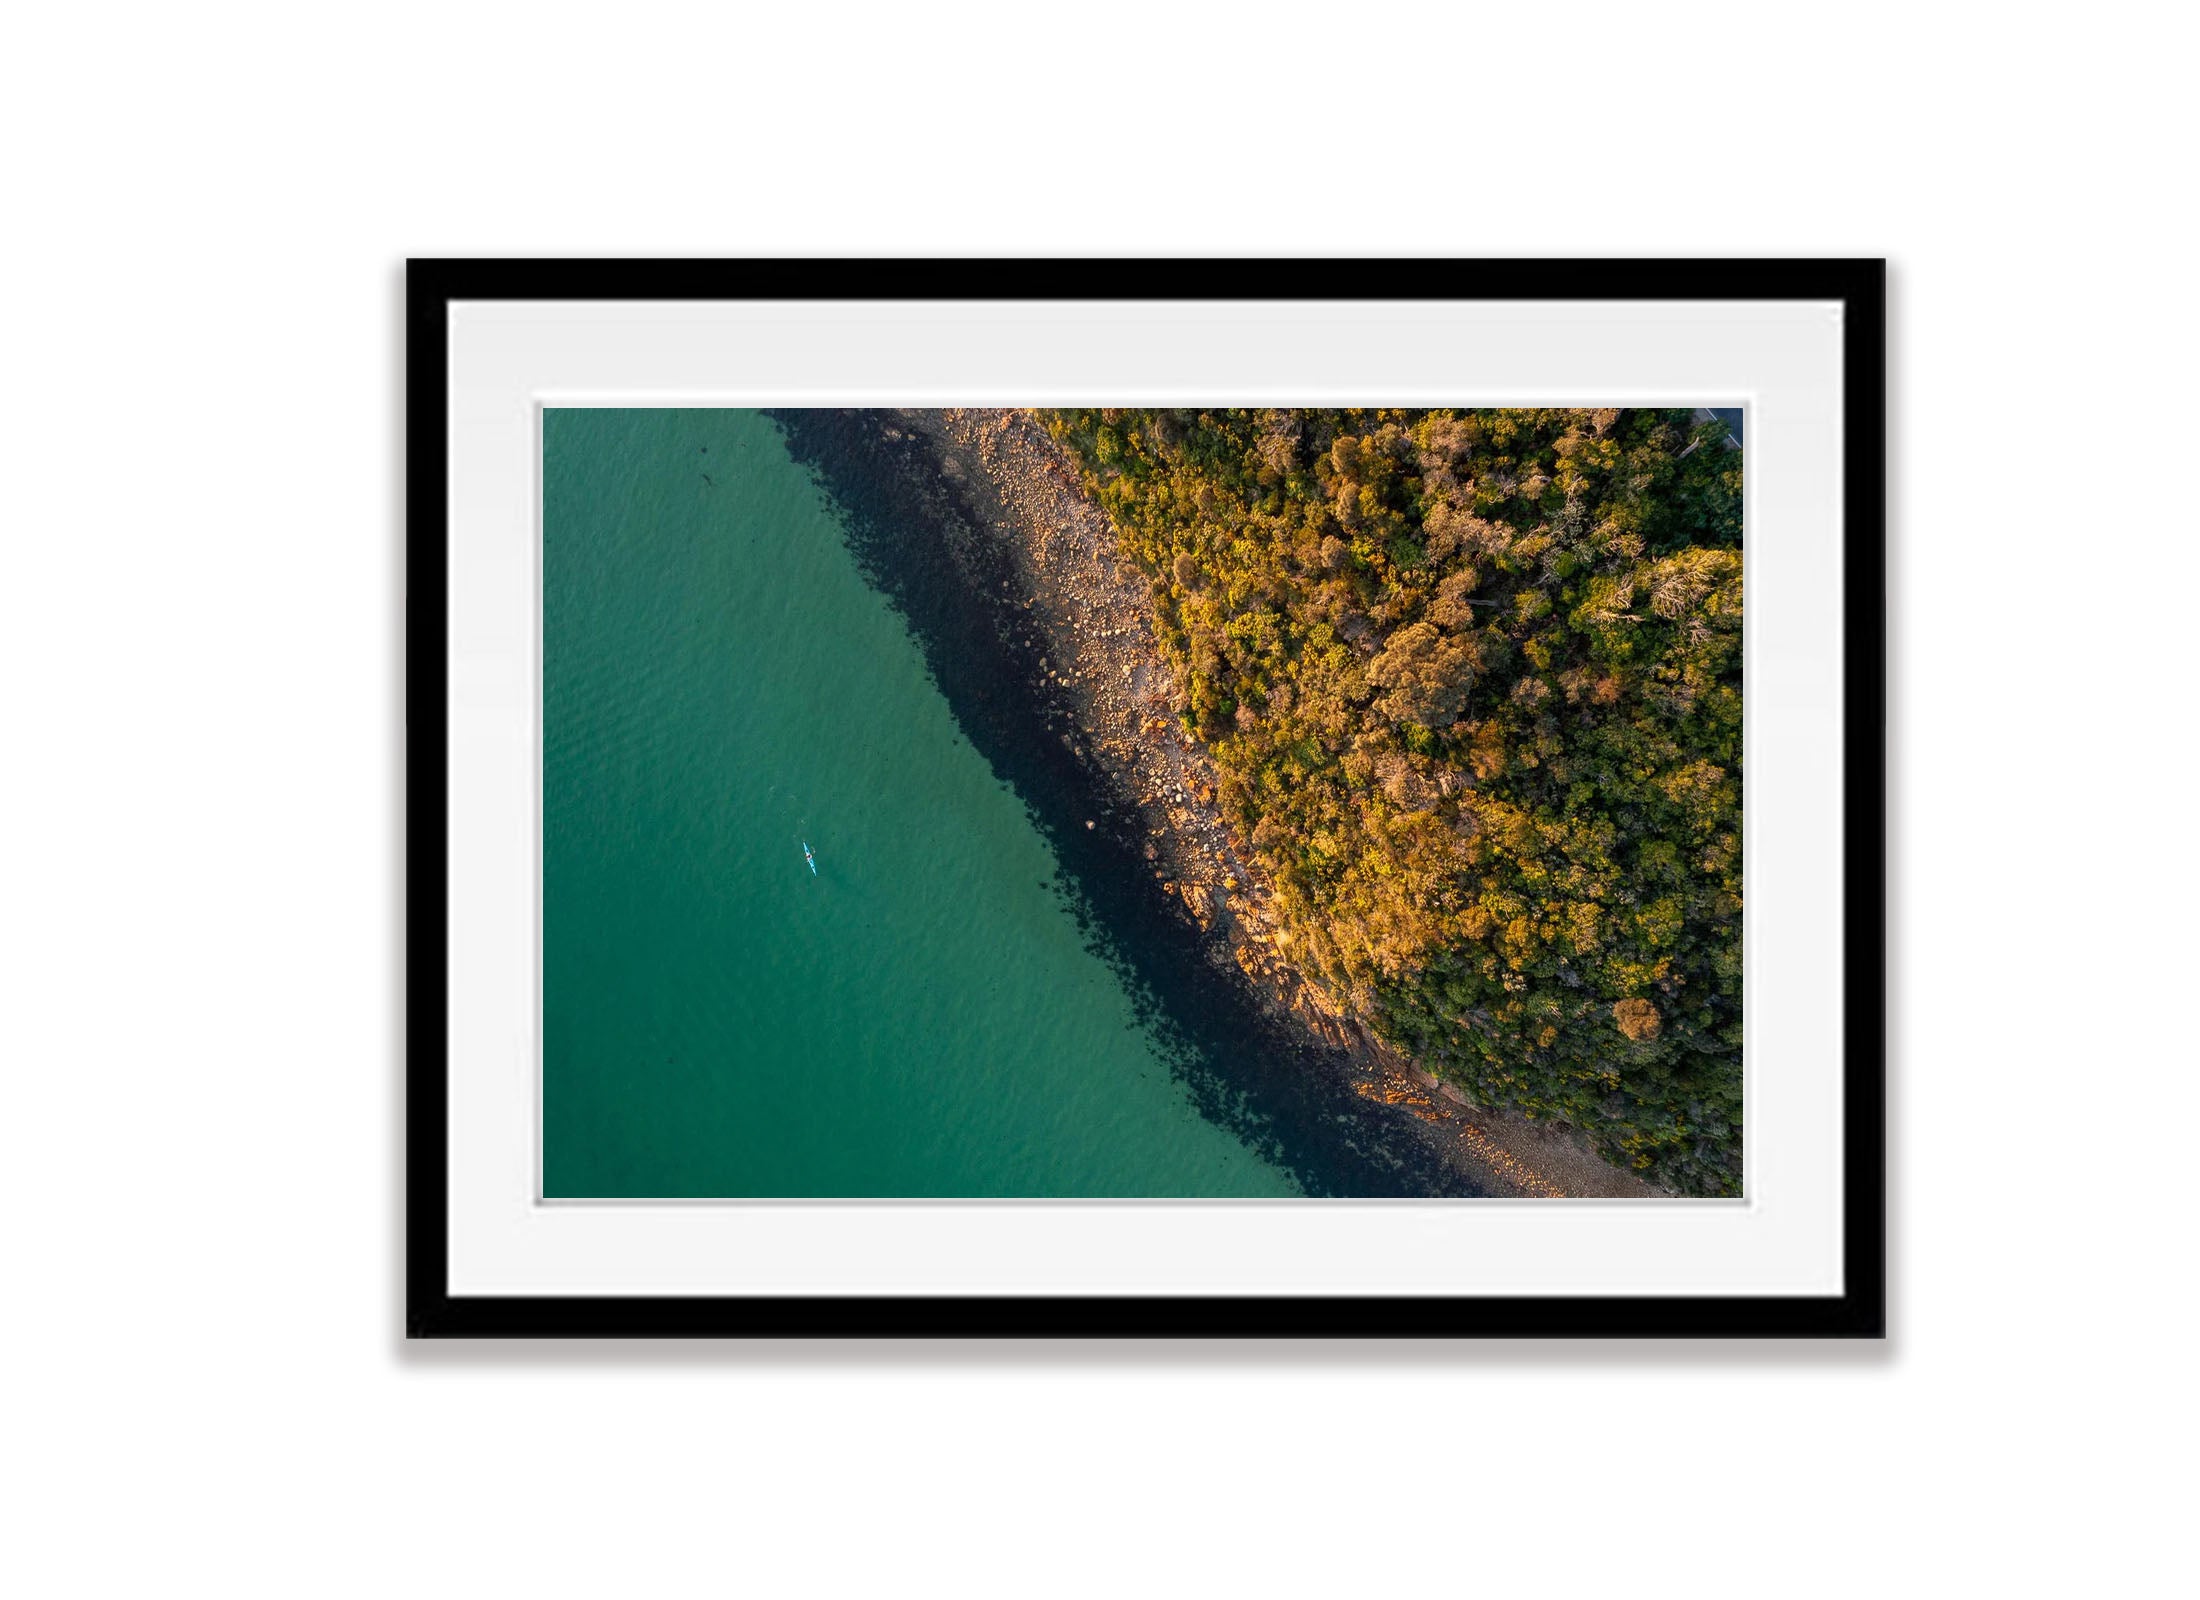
(1043, 407), (1743, 1194)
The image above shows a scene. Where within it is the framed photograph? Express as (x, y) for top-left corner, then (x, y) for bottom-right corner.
(407, 259), (1884, 1337)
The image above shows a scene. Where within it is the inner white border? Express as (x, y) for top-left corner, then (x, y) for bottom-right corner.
(447, 298), (1843, 1296)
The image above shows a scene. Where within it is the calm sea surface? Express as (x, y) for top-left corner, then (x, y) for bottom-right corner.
(543, 407), (1298, 1197)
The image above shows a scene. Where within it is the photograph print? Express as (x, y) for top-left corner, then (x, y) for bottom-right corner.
(543, 404), (1744, 1202)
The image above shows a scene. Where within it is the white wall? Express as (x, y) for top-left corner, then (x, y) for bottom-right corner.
(3, 3), (2189, 1594)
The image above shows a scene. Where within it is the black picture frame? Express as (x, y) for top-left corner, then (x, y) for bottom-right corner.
(406, 258), (1885, 1339)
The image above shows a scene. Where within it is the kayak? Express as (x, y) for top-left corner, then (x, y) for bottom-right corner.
(803, 842), (817, 876)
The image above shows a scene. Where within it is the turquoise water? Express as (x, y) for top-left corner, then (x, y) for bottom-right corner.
(542, 408), (1297, 1197)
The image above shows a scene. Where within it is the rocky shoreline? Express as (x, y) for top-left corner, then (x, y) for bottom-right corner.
(773, 406), (1660, 1199)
